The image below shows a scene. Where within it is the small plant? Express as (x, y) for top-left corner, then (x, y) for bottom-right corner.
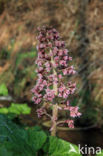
(32, 26), (81, 136)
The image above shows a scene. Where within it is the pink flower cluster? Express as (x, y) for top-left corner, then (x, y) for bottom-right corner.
(65, 120), (74, 128)
(32, 26), (81, 129)
(64, 101), (81, 118)
(44, 88), (55, 101)
(36, 107), (46, 118)
(63, 66), (76, 75)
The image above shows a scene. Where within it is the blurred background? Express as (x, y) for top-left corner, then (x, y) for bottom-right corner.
(0, 0), (103, 151)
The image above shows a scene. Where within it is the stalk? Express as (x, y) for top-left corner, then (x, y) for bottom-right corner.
(51, 104), (58, 136)
(51, 53), (58, 136)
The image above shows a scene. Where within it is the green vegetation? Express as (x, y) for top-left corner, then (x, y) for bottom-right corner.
(0, 114), (81, 156)
(46, 136), (80, 156)
(96, 151), (103, 156)
(0, 83), (8, 96)
(0, 103), (31, 115)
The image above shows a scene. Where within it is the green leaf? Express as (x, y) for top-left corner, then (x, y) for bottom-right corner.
(27, 127), (47, 151)
(0, 144), (13, 156)
(32, 125), (42, 131)
(8, 103), (31, 115)
(0, 114), (36, 155)
(0, 108), (8, 114)
(0, 114), (18, 143)
(0, 103), (31, 115)
(96, 150), (103, 156)
(0, 114), (46, 156)
(43, 137), (50, 153)
(0, 83), (8, 96)
(48, 136), (81, 156)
